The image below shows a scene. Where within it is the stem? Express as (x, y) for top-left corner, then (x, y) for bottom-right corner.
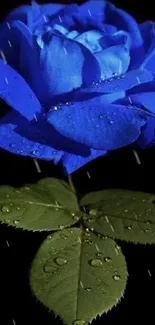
(68, 175), (76, 193)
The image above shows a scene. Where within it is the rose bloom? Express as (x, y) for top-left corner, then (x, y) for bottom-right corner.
(0, 0), (155, 174)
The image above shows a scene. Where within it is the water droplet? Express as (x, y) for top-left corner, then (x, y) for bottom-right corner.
(87, 217), (94, 223)
(115, 244), (121, 250)
(54, 257), (67, 265)
(124, 209), (128, 213)
(25, 186), (30, 190)
(126, 225), (133, 230)
(31, 150), (39, 156)
(16, 207), (20, 210)
(113, 275), (120, 281)
(101, 236), (108, 239)
(89, 259), (103, 267)
(73, 320), (85, 325)
(6, 194), (10, 198)
(72, 215), (79, 221)
(60, 234), (67, 239)
(15, 190), (20, 193)
(89, 209), (97, 216)
(47, 235), (52, 239)
(9, 143), (15, 148)
(4, 218), (10, 223)
(145, 220), (153, 225)
(96, 252), (103, 258)
(109, 120), (114, 125)
(99, 115), (104, 119)
(13, 220), (20, 225)
(84, 238), (90, 243)
(59, 225), (65, 230)
(43, 263), (53, 273)
(1, 206), (10, 213)
(104, 257), (112, 263)
(85, 287), (91, 292)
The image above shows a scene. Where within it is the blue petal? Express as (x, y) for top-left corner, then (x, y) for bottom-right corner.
(75, 30), (103, 53)
(49, 4), (79, 30)
(0, 20), (32, 70)
(0, 107), (90, 154)
(0, 111), (64, 164)
(0, 59), (41, 120)
(76, 68), (154, 96)
(139, 21), (155, 52)
(105, 2), (144, 67)
(5, 5), (30, 24)
(0, 110), (106, 174)
(73, 91), (125, 105)
(115, 92), (155, 115)
(95, 44), (130, 79)
(62, 148), (107, 175)
(47, 101), (147, 150)
(140, 21), (155, 72)
(79, 0), (107, 18)
(20, 33), (100, 105)
(141, 48), (155, 73)
(99, 31), (131, 51)
(137, 116), (155, 148)
(6, 2), (65, 26)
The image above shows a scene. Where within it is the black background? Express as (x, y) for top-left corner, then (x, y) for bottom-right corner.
(0, 1), (155, 324)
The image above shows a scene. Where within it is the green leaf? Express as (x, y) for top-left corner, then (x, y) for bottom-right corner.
(0, 178), (81, 231)
(30, 227), (127, 325)
(80, 189), (155, 244)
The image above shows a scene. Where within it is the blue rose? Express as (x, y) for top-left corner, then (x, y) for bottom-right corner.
(0, 0), (155, 174)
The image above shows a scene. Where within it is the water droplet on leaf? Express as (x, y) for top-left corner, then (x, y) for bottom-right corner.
(90, 259), (103, 267)
(13, 220), (20, 225)
(126, 225), (133, 230)
(96, 252), (103, 258)
(59, 225), (65, 230)
(54, 257), (67, 265)
(145, 220), (153, 225)
(4, 218), (10, 223)
(73, 320), (85, 325)
(87, 217), (94, 223)
(1, 206), (10, 213)
(85, 287), (91, 292)
(9, 143), (15, 148)
(104, 257), (112, 263)
(60, 234), (67, 239)
(113, 275), (120, 281)
(43, 263), (53, 273)
(24, 186), (30, 190)
(72, 215), (79, 221)
(89, 209), (97, 216)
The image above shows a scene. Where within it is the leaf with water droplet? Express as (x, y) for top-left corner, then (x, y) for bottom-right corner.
(30, 228), (127, 325)
(80, 189), (155, 244)
(0, 178), (81, 231)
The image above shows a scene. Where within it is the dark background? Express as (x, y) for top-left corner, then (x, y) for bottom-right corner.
(0, 1), (155, 324)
